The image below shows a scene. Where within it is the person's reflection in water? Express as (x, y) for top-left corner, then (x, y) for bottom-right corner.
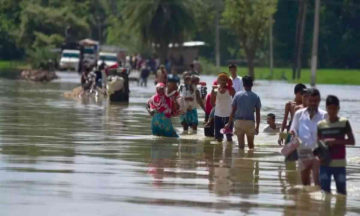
(231, 150), (259, 214)
(283, 193), (347, 216)
(278, 162), (300, 195)
(105, 104), (128, 136)
(319, 195), (347, 216)
(204, 142), (233, 213)
(214, 143), (233, 196)
(177, 139), (202, 171)
(148, 142), (176, 187)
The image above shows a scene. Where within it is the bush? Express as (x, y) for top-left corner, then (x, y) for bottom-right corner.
(199, 57), (218, 75)
(27, 46), (57, 70)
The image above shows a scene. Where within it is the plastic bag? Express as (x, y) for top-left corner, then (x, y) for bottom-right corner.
(283, 134), (299, 162)
(281, 136), (301, 157)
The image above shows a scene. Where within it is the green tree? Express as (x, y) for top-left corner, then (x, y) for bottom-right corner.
(123, 0), (198, 63)
(0, 0), (24, 60)
(192, 0), (244, 67)
(16, 3), (90, 52)
(222, 0), (277, 78)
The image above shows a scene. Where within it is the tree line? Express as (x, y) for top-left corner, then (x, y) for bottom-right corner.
(1, 0), (360, 77)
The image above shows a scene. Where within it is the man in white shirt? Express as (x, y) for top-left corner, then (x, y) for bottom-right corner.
(290, 88), (327, 186)
(229, 64), (243, 93)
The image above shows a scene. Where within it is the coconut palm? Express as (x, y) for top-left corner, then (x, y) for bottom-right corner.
(123, 0), (198, 64)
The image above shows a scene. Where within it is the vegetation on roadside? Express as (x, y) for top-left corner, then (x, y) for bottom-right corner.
(222, 0), (277, 78)
(0, 61), (29, 70)
(218, 66), (360, 85)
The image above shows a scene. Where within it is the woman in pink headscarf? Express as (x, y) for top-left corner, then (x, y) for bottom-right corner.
(147, 83), (178, 137)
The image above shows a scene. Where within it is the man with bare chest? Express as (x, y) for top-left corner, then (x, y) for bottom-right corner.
(278, 83), (307, 145)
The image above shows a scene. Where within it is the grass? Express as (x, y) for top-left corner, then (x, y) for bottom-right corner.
(1, 59), (360, 85)
(0, 60), (30, 70)
(219, 67), (360, 85)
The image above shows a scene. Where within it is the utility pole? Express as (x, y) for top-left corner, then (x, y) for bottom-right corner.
(311, 0), (320, 87)
(215, 7), (221, 71)
(296, 0), (307, 79)
(292, 0), (303, 80)
(269, 17), (274, 78)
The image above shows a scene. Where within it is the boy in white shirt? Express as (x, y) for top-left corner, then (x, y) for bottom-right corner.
(229, 64), (243, 93)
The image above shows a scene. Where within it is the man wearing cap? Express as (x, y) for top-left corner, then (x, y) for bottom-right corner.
(229, 64), (243, 93)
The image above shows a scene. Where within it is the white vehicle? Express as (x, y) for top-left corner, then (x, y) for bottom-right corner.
(83, 46), (97, 65)
(59, 50), (80, 71)
(98, 52), (118, 66)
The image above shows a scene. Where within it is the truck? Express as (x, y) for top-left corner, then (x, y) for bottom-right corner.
(98, 52), (118, 66)
(59, 49), (80, 71)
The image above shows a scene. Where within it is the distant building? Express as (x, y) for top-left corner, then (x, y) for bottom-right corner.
(167, 41), (205, 72)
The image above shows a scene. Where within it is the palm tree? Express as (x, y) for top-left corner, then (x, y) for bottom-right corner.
(123, 0), (197, 64)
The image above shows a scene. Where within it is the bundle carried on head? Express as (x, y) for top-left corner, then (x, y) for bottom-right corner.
(217, 72), (233, 89)
(107, 76), (124, 96)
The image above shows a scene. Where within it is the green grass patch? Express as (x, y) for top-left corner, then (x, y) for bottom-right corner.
(0, 60), (30, 70)
(218, 67), (360, 85)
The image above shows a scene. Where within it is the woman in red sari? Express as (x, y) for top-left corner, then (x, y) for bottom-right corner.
(147, 83), (179, 138)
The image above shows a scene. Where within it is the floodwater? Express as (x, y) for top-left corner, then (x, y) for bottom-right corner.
(0, 72), (360, 216)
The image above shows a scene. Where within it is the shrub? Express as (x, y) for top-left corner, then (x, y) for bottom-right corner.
(27, 46), (57, 69)
(199, 57), (218, 75)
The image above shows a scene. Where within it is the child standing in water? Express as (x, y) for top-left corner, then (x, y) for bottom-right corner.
(317, 95), (355, 195)
(211, 73), (235, 142)
(147, 83), (178, 138)
(167, 76), (181, 116)
(178, 74), (205, 133)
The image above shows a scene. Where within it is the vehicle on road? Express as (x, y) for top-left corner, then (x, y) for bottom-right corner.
(59, 50), (80, 71)
(98, 52), (118, 66)
(83, 46), (98, 65)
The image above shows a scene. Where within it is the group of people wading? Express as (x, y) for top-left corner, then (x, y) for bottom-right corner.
(147, 64), (260, 146)
(147, 63), (356, 196)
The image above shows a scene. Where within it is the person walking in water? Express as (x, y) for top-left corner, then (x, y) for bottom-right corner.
(156, 65), (167, 85)
(279, 83), (307, 145)
(226, 76), (261, 149)
(147, 83), (178, 138)
(167, 68), (180, 86)
(229, 64), (243, 93)
(211, 73), (235, 142)
(178, 74), (205, 133)
(290, 88), (327, 186)
(317, 95), (355, 195)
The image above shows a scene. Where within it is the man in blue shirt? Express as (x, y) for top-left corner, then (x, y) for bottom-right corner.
(225, 76), (261, 149)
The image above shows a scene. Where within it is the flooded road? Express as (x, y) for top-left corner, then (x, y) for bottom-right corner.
(0, 72), (360, 215)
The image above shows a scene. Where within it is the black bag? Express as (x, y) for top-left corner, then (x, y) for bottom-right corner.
(313, 140), (331, 166)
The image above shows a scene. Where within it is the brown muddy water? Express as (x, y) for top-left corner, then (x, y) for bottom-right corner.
(0, 72), (360, 216)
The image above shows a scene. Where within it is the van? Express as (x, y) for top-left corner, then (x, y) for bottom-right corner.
(60, 50), (80, 71)
(98, 52), (118, 66)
